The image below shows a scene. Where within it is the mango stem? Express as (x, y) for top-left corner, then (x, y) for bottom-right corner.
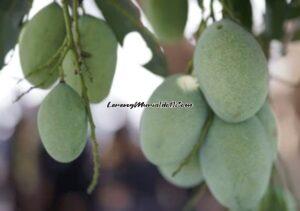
(62, 0), (100, 194)
(172, 109), (214, 177)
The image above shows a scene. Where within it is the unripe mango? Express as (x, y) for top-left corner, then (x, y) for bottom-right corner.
(141, 0), (188, 43)
(158, 153), (203, 188)
(200, 116), (272, 210)
(63, 15), (117, 103)
(194, 19), (268, 123)
(38, 83), (88, 163)
(19, 3), (65, 88)
(257, 102), (278, 161)
(140, 74), (208, 165)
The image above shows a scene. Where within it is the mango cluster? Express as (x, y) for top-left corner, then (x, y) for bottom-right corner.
(18, 3), (117, 163)
(140, 20), (280, 210)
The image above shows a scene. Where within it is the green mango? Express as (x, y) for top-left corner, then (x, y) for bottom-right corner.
(256, 186), (297, 211)
(158, 153), (203, 188)
(200, 116), (272, 210)
(140, 74), (209, 165)
(63, 15), (118, 103)
(194, 19), (268, 123)
(141, 0), (188, 43)
(257, 102), (278, 161)
(19, 3), (66, 88)
(38, 83), (88, 163)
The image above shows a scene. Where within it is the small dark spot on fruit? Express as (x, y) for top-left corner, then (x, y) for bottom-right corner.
(234, 112), (241, 119)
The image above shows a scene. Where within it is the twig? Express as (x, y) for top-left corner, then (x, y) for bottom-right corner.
(14, 50), (70, 103)
(21, 38), (68, 81)
(14, 86), (38, 102)
(210, 0), (215, 22)
(62, 0), (100, 194)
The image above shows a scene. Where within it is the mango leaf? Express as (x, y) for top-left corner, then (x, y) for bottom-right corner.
(0, 0), (31, 69)
(197, 0), (204, 10)
(95, 0), (167, 77)
(286, 0), (300, 19)
(227, 0), (253, 31)
(220, 0), (252, 31)
(264, 0), (287, 40)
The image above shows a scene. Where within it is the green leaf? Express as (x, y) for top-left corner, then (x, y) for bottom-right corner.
(197, 0), (204, 10)
(226, 0), (253, 31)
(264, 0), (287, 40)
(286, 0), (300, 19)
(95, 0), (167, 77)
(0, 0), (31, 69)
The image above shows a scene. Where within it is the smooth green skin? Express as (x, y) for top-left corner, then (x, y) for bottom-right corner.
(38, 83), (88, 163)
(140, 74), (208, 165)
(158, 153), (203, 188)
(19, 3), (65, 89)
(63, 15), (117, 103)
(141, 0), (188, 43)
(255, 186), (297, 211)
(257, 102), (278, 161)
(200, 116), (272, 210)
(194, 19), (268, 123)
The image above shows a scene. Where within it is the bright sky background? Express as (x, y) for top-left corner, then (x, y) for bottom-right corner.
(0, 0), (266, 145)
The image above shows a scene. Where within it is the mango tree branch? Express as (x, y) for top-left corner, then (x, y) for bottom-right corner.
(62, 0), (100, 194)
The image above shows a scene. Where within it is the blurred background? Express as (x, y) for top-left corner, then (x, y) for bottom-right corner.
(0, 0), (300, 210)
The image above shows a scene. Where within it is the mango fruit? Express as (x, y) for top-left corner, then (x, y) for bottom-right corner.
(140, 74), (208, 165)
(38, 83), (87, 163)
(194, 19), (268, 123)
(257, 102), (278, 161)
(200, 116), (272, 210)
(141, 0), (188, 43)
(159, 153), (203, 188)
(63, 15), (117, 103)
(19, 3), (65, 88)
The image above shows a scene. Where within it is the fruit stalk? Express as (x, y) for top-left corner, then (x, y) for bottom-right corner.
(210, 0), (216, 21)
(15, 42), (69, 102)
(172, 109), (214, 177)
(62, 0), (100, 194)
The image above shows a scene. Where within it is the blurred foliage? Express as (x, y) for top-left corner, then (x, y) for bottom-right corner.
(264, 0), (287, 40)
(0, 0), (31, 69)
(222, 0), (253, 31)
(197, 0), (204, 9)
(287, 0), (300, 19)
(95, 0), (168, 77)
